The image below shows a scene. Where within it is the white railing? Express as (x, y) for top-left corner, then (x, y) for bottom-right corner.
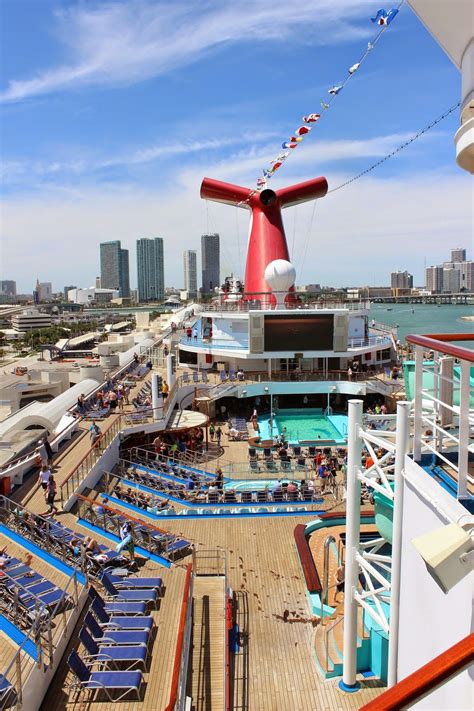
(407, 334), (474, 500)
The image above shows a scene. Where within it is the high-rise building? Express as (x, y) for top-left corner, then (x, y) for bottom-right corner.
(391, 271), (413, 290)
(443, 264), (461, 293)
(136, 238), (164, 302)
(95, 276), (101, 288)
(63, 285), (76, 300)
(201, 233), (220, 294)
(425, 266), (444, 293)
(450, 247), (466, 263)
(183, 250), (197, 297)
(38, 282), (53, 302)
(459, 261), (474, 292)
(0, 280), (16, 296)
(100, 241), (130, 297)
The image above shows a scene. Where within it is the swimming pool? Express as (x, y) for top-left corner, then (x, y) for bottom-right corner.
(224, 479), (292, 491)
(257, 408), (347, 445)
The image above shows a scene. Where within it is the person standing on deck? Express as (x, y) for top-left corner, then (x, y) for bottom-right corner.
(45, 475), (58, 516)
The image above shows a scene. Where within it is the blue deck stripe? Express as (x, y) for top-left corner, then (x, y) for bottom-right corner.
(0, 615), (38, 661)
(76, 520), (172, 569)
(0, 523), (86, 585)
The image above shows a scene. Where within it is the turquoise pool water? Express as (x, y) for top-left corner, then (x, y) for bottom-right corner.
(224, 479), (292, 491)
(257, 408), (347, 445)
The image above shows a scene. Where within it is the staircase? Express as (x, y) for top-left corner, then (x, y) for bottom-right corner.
(314, 604), (370, 679)
(189, 549), (227, 711)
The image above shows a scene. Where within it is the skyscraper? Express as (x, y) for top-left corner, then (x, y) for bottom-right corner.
(443, 264), (460, 293)
(183, 250), (197, 297)
(201, 233), (220, 294)
(425, 266), (444, 293)
(100, 241), (130, 297)
(450, 247), (466, 263)
(136, 238), (165, 302)
(0, 280), (16, 296)
(390, 271), (413, 290)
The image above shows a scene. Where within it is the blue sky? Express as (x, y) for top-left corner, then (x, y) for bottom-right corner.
(1, 0), (471, 292)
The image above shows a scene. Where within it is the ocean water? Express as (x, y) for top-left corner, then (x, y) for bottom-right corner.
(368, 303), (473, 345)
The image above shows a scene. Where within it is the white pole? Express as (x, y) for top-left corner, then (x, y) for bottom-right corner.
(387, 401), (410, 687)
(166, 353), (175, 388)
(413, 345), (423, 462)
(457, 360), (470, 500)
(340, 399), (363, 692)
(151, 373), (163, 422)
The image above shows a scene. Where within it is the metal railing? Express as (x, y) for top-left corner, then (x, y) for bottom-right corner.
(192, 548), (227, 577)
(199, 297), (372, 312)
(0, 496), (90, 581)
(116, 458), (330, 507)
(59, 414), (123, 506)
(164, 563), (194, 711)
(407, 333), (474, 500)
(0, 551), (83, 710)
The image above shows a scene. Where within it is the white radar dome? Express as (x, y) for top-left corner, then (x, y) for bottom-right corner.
(264, 259), (296, 293)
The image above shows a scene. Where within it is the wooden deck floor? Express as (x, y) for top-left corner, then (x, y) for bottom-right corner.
(159, 515), (386, 711)
(189, 576), (226, 711)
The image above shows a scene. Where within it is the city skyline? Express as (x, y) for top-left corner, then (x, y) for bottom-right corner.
(2, 1), (471, 291)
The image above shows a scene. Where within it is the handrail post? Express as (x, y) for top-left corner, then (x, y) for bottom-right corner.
(457, 360), (470, 499)
(340, 399), (363, 693)
(413, 345), (424, 462)
(387, 401), (410, 687)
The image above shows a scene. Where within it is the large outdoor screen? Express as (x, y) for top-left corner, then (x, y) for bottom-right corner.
(264, 314), (334, 351)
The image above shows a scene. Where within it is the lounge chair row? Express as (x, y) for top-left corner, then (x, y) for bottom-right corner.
(83, 505), (191, 560)
(67, 581), (161, 702)
(0, 556), (72, 626)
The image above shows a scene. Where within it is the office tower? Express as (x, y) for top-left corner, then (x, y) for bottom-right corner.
(391, 271), (413, 290)
(450, 247), (466, 263)
(100, 241), (130, 297)
(443, 264), (461, 293)
(183, 250), (197, 297)
(38, 282), (53, 301)
(136, 238), (165, 302)
(425, 266), (444, 293)
(0, 280), (16, 296)
(63, 285), (76, 300)
(201, 233), (220, 294)
(95, 276), (101, 288)
(458, 261), (474, 292)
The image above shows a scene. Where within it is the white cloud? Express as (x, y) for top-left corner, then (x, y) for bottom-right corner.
(1, 0), (372, 103)
(2, 167), (471, 292)
(2, 128), (435, 189)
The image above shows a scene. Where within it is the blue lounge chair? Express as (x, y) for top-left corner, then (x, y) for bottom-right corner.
(79, 628), (148, 671)
(68, 650), (143, 702)
(182, 372), (190, 383)
(84, 613), (150, 648)
(91, 599), (153, 631)
(102, 572), (162, 591)
(88, 588), (146, 616)
(101, 575), (157, 608)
